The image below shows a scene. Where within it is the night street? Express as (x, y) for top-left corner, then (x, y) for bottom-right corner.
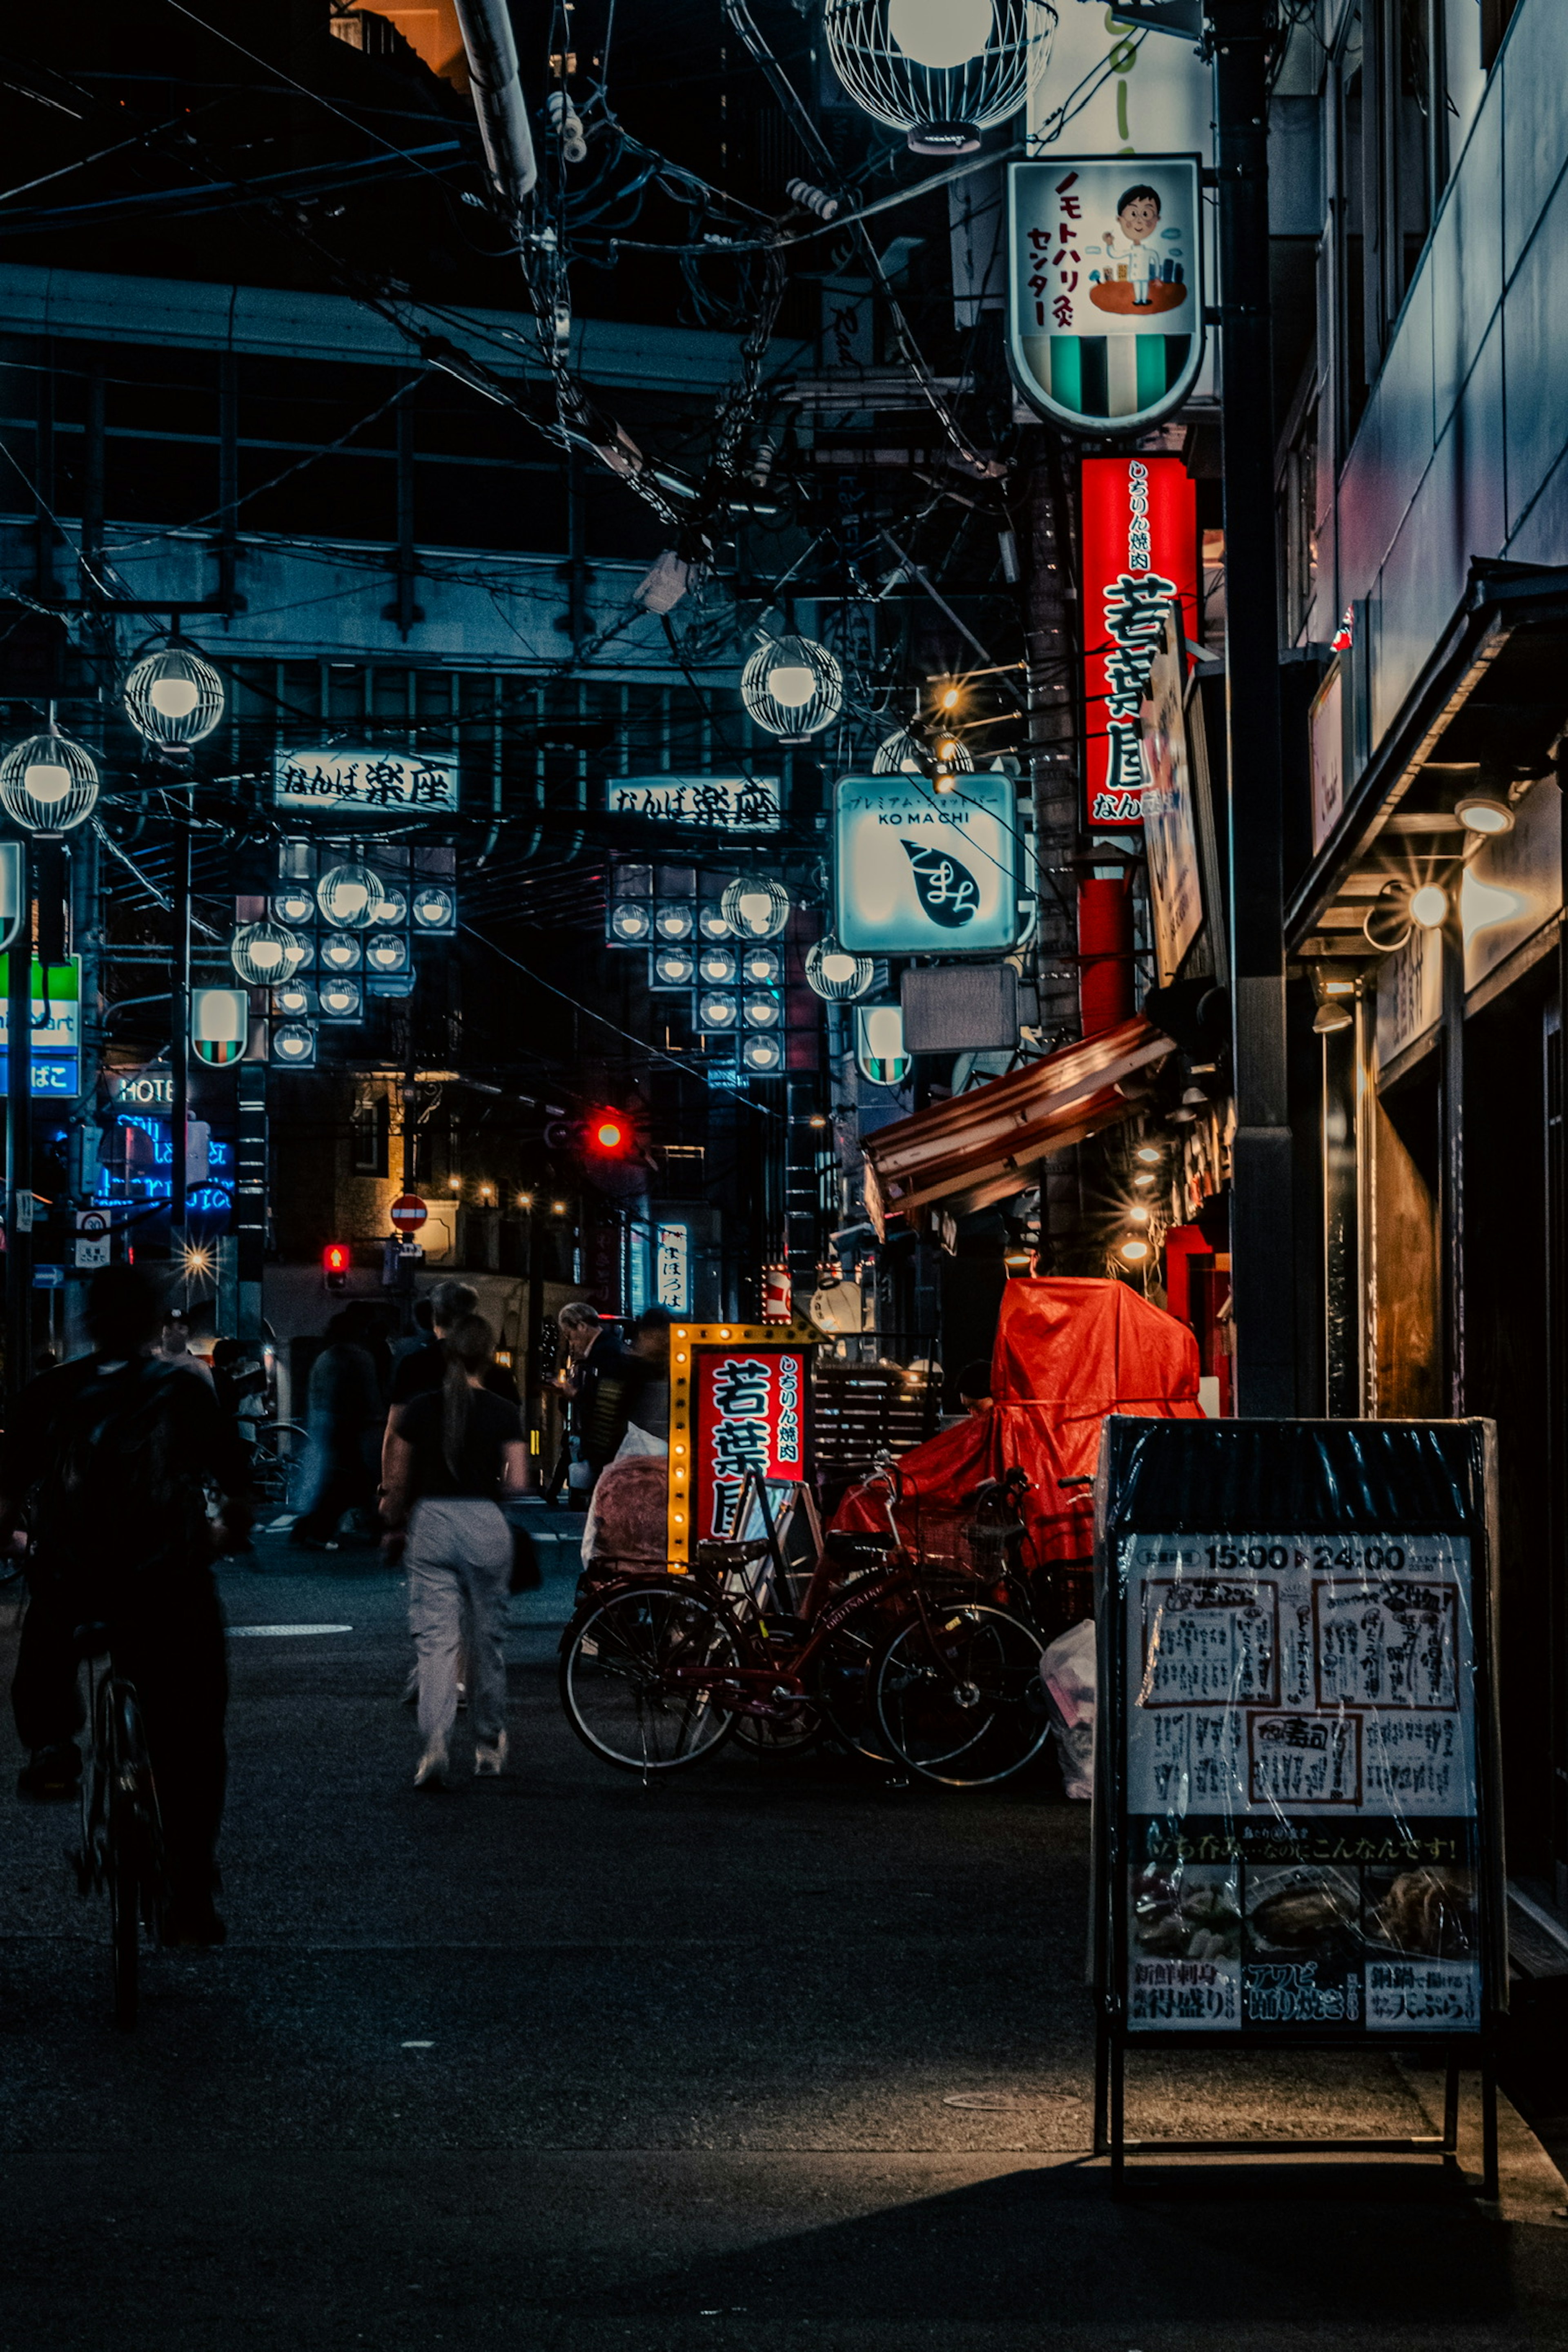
(4, 1525), (1568, 2352)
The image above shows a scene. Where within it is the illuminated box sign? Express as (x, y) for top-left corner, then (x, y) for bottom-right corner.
(655, 1221), (691, 1315)
(1007, 155), (1204, 435)
(1081, 454), (1198, 829)
(273, 748), (459, 816)
(667, 1327), (813, 1564)
(0, 957), (80, 1096)
(833, 772), (1020, 957)
(606, 776), (781, 833)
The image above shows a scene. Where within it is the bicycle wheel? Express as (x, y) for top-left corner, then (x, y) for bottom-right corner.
(728, 1618), (820, 1759)
(873, 1601), (1051, 1787)
(805, 1574), (918, 1763)
(560, 1581), (742, 1771)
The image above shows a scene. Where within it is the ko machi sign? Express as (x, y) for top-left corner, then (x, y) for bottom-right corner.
(667, 1325), (810, 1566)
(1081, 454), (1198, 829)
(606, 775), (782, 833)
(833, 771), (1020, 958)
(273, 747), (459, 817)
(1008, 156), (1204, 434)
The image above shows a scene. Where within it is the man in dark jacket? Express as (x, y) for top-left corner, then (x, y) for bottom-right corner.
(3, 1265), (253, 1944)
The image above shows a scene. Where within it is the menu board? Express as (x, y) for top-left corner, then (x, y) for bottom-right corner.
(1120, 1530), (1479, 2034)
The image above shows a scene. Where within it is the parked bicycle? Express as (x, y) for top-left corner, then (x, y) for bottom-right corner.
(70, 1635), (167, 2029)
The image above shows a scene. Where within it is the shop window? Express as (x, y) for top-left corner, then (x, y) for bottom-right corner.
(1335, 2), (1448, 451)
(352, 1097), (390, 1177)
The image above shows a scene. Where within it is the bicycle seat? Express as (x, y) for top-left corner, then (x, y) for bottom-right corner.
(825, 1531), (890, 1567)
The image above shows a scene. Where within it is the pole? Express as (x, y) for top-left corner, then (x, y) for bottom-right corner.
(171, 819), (191, 1263)
(1211, 0), (1295, 1413)
(6, 844), (33, 1405)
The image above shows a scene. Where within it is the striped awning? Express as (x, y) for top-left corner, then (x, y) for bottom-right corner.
(861, 1016), (1176, 1236)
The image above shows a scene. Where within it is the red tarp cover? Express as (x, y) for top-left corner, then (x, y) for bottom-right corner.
(831, 1276), (1203, 1568)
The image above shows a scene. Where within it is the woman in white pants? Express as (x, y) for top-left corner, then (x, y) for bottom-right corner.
(382, 1315), (530, 1787)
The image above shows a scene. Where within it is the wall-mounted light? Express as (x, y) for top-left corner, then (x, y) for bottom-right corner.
(1454, 789), (1514, 836)
(1118, 1236), (1150, 1264)
(1134, 1143), (1161, 1166)
(1410, 883), (1448, 929)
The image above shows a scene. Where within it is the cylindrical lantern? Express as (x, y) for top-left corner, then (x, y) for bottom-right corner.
(739, 633), (842, 741)
(823, 0), (1056, 153)
(230, 920), (306, 987)
(316, 862), (382, 930)
(0, 730), (100, 833)
(191, 986), (249, 1066)
(720, 875), (791, 941)
(805, 935), (874, 1001)
(123, 646), (225, 748)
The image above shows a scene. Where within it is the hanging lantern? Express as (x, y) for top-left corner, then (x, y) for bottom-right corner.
(373, 881), (409, 924)
(316, 862), (382, 930)
(742, 991), (782, 1030)
(739, 633), (842, 742)
(741, 1033), (784, 1074)
(0, 729), (100, 833)
(318, 978), (363, 1021)
(230, 920), (306, 987)
(365, 930), (410, 975)
(741, 945), (782, 986)
(698, 944), (737, 987)
(823, 0), (1056, 154)
(805, 935), (875, 1001)
(270, 1020), (317, 1065)
(720, 875), (791, 941)
(650, 945), (695, 989)
(123, 646), (225, 748)
(319, 933), (363, 973)
(410, 882), (457, 933)
(872, 728), (974, 776)
(272, 883), (316, 928)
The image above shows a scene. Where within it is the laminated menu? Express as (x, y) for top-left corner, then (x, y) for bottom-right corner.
(1118, 1528), (1481, 2034)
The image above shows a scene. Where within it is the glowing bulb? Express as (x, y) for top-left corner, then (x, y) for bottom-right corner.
(1133, 1172), (1155, 1190)
(1129, 1204), (1150, 1225)
(739, 891), (771, 930)
(939, 684), (961, 710)
(937, 737), (958, 760)
(24, 761), (71, 805)
(1454, 791), (1513, 835)
(1134, 1145), (1160, 1165)
(822, 951), (857, 987)
(518, 1192), (533, 1208)
(149, 676), (200, 719)
(448, 1176), (462, 1192)
(249, 938), (283, 971)
(765, 662), (815, 709)
(933, 773), (957, 793)
(1119, 1238), (1150, 1264)
(889, 0), (994, 70)
(551, 1200), (567, 1215)
(1410, 884), (1448, 929)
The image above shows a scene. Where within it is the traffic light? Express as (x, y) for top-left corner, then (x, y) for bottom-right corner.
(323, 1241), (350, 1292)
(587, 1109), (630, 1157)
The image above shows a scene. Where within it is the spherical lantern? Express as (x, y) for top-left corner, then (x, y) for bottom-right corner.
(741, 1033), (784, 1074)
(824, 0), (1056, 154)
(272, 883), (316, 928)
(720, 875), (791, 941)
(122, 646), (225, 748)
(0, 730), (100, 833)
(873, 727), (974, 776)
(316, 862), (382, 931)
(271, 1021), (317, 1066)
(372, 881), (409, 925)
(742, 990), (782, 1030)
(742, 945), (782, 986)
(739, 633), (842, 742)
(805, 935), (875, 1002)
(698, 944), (737, 987)
(230, 920), (306, 987)
(319, 933), (363, 973)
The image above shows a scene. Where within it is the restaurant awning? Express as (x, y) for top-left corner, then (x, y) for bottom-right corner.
(861, 1014), (1177, 1236)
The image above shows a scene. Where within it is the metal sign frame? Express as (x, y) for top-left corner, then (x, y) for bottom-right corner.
(1092, 1415), (1506, 2196)
(668, 1324), (813, 1569)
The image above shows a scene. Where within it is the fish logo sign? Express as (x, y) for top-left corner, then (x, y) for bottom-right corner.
(901, 839), (980, 930)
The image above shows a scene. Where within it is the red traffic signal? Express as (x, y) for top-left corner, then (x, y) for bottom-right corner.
(587, 1109), (630, 1156)
(323, 1241), (350, 1292)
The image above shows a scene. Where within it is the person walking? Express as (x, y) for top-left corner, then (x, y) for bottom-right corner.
(291, 1306), (382, 1549)
(3, 1265), (253, 1944)
(381, 1314), (530, 1788)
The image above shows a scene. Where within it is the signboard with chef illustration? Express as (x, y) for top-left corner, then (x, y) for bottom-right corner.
(1096, 1418), (1504, 2046)
(832, 772), (1021, 958)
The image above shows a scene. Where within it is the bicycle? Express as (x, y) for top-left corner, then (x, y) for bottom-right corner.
(71, 1635), (167, 2030)
(249, 1418), (309, 1517)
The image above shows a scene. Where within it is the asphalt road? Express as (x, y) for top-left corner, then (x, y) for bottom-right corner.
(3, 1532), (1568, 2352)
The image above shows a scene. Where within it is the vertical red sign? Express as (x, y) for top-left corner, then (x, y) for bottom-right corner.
(1081, 455), (1198, 830)
(693, 1345), (806, 1537)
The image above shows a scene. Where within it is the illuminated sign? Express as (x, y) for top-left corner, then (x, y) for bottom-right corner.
(855, 1004), (911, 1088)
(655, 1221), (691, 1315)
(1081, 455), (1198, 829)
(0, 957), (80, 1095)
(272, 748), (458, 817)
(833, 771), (1020, 956)
(667, 1326), (813, 1565)
(1140, 608), (1203, 985)
(193, 987), (249, 1066)
(111, 1070), (174, 1108)
(606, 776), (781, 833)
(1008, 156), (1204, 436)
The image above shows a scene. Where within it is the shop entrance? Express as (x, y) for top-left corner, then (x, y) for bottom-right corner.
(1372, 1056), (1441, 1416)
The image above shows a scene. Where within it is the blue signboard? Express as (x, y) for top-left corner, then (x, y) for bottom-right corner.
(0, 1054), (80, 1096)
(833, 771), (1021, 957)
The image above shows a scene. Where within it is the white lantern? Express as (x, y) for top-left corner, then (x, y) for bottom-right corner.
(741, 1033), (784, 1074)
(319, 933), (363, 973)
(230, 920), (306, 987)
(0, 729), (100, 833)
(720, 875), (791, 941)
(740, 633), (842, 741)
(271, 1020), (317, 1065)
(272, 884), (316, 927)
(123, 646), (225, 748)
(805, 935), (875, 1002)
(316, 862), (382, 930)
(873, 728), (974, 775)
(698, 945), (737, 987)
(824, 0), (1056, 154)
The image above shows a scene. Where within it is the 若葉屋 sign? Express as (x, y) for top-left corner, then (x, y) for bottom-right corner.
(1008, 155), (1204, 434)
(666, 1325), (812, 1566)
(273, 748), (458, 817)
(833, 772), (1020, 957)
(1081, 453), (1198, 829)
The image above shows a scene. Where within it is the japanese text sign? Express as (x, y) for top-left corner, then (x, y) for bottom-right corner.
(1007, 156), (1203, 435)
(667, 1326), (812, 1566)
(607, 775), (781, 833)
(1096, 1418), (1504, 2045)
(833, 771), (1020, 956)
(273, 748), (459, 817)
(1082, 455), (1198, 828)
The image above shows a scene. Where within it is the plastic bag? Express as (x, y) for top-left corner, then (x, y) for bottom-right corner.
(1041, 1616), (1096, 1800)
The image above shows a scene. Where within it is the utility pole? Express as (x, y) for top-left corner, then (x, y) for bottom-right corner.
(171, 819), (191, 1263)
(6, 846), (32, 1405)
(1210, 0), (1295, 1413)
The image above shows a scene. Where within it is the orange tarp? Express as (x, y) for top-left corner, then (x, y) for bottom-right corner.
(831, 1276), (1203, 1567)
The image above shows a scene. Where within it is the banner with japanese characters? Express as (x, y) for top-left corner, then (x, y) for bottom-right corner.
(1096, 1419), (1504, 2046)
(273, 748), (459, 817)
(1081, 454), (1198, 829)
(666, 1326), (813, 1566)
(1007, 156), (1204, 435)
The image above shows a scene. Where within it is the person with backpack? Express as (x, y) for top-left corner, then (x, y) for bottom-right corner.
(380, 1314), (530, 1788)
(3, 1265), (253, 1945)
